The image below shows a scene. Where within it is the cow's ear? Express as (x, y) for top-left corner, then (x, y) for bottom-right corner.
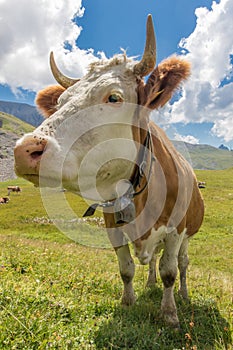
(139, 56), (190, 109)
(35, 85), (65, 118)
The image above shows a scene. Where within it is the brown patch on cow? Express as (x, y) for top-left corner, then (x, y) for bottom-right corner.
(186, 179), (204, 237)
(138, 56), (191, 109)
(36, 85), (65, 118)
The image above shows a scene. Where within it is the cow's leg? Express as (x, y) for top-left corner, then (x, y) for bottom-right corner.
(116, 244), (136, 305)
(106, 227), (136, 306)
(178, 236), (189, 300)
(159, 229), (185, 328)
(146, 253), (157, 288)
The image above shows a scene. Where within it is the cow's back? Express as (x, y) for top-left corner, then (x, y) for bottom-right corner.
(149, 121), (204, 235)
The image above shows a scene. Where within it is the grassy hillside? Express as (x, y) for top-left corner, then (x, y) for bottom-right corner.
(0, 170), (232, 349)
(173, 141), (233, 170)
(0, 100), (43, 127)
(0, 111), (34, 135)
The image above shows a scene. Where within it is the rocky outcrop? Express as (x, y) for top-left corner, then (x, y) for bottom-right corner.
(0, 130), (18, 181)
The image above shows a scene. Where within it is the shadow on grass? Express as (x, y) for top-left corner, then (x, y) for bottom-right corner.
(94, 287), (232, 350)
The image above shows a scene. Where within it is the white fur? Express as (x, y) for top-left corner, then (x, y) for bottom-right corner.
(132, 226), (187, 266)
(21, 59), (139, 200)
(133, 226), (167, 265)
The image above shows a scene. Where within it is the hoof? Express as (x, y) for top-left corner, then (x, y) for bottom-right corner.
(146, 278), (157, 289)
(121, 293), (136, 306)
(161, 310), (180, 329)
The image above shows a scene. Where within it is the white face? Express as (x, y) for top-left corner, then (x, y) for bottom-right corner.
(16, 61), (139, 201)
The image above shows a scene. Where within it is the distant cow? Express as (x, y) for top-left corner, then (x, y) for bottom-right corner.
(198, 181), (206, 189)
(7, 186), (21, 195)
(0, 197), (9, 204)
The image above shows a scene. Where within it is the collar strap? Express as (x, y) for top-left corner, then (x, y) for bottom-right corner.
(83, 128), (155, 217)
(130, 127), (155, 195)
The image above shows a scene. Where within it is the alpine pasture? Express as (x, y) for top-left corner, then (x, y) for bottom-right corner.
(0, 169), (232, 349)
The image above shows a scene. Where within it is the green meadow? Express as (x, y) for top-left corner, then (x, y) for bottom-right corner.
(0, 169), (232, 349)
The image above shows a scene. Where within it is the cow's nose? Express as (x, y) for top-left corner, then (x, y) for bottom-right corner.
(14, 135), (48, 176)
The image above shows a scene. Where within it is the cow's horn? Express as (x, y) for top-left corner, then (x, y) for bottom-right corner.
(133, 15), (156, 77)
(50, 51), (79, 88)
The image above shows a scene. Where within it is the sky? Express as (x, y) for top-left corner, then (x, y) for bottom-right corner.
(0, 0), (232, 149)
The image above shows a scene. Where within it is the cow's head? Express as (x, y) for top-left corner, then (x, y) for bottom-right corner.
(14, 15), (190, 201)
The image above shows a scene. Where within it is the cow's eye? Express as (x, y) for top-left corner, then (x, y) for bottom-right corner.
(107, 93), (123, 104)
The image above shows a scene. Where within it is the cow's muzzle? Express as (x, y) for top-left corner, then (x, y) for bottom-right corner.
(14, 134), (48, 179)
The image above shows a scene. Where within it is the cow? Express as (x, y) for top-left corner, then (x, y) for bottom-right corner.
(7, 185), (21, 196)
(0, 197), (9, 204)
(14, 15), (204, 328)
(198, 181), (206, 189)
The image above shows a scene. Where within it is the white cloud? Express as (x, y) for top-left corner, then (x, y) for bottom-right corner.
(1, 0), (232, 144)
(169, 0), (233, 142)
(174, 133), (200, 145)
(0, 0), (97, 93)
(211, 117), (233, 142)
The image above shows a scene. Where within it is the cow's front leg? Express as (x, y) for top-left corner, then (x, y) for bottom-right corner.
(115, 244), (136, 306)
(106, 226), (136, 306)
(159, 229), (185, 328)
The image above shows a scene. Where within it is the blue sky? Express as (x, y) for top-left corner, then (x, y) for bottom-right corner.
(76, 0), (216, 60)
(0, 0), (232, 148)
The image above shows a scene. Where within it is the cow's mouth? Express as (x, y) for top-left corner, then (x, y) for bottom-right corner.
(24, 174), (61, 188)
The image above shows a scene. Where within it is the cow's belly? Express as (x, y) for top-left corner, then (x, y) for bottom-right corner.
(133, 226), (187, 265)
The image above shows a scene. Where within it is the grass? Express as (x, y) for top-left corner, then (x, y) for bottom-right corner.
(173, 142), (233, 170)
(0, 169), (232, 349)
(188, 146), (233, 170)
(0, 112), (34, 135)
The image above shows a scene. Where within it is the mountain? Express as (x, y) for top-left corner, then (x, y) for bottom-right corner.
(172, 141), (233, 170)
(0, 100), (43, 127)
(218, 144), (230, 151)
(0, 111), (34, 181)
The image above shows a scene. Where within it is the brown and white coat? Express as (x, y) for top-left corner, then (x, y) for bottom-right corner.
(14, 15), (204, 328)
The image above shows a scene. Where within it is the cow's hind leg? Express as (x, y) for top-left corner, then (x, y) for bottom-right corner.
(159, 229), (185, 328)
(146, 253), (157, 288)
(116, 244), (136, 305)
(178, 236), (189, 300)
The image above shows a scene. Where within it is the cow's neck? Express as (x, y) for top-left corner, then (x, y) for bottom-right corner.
(130, 108), (152, 186)
(130, 126), (154, 193)
(83, 116), (154, 222)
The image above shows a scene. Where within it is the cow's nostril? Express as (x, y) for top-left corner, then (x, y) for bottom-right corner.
(30, 150), (44, 159)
